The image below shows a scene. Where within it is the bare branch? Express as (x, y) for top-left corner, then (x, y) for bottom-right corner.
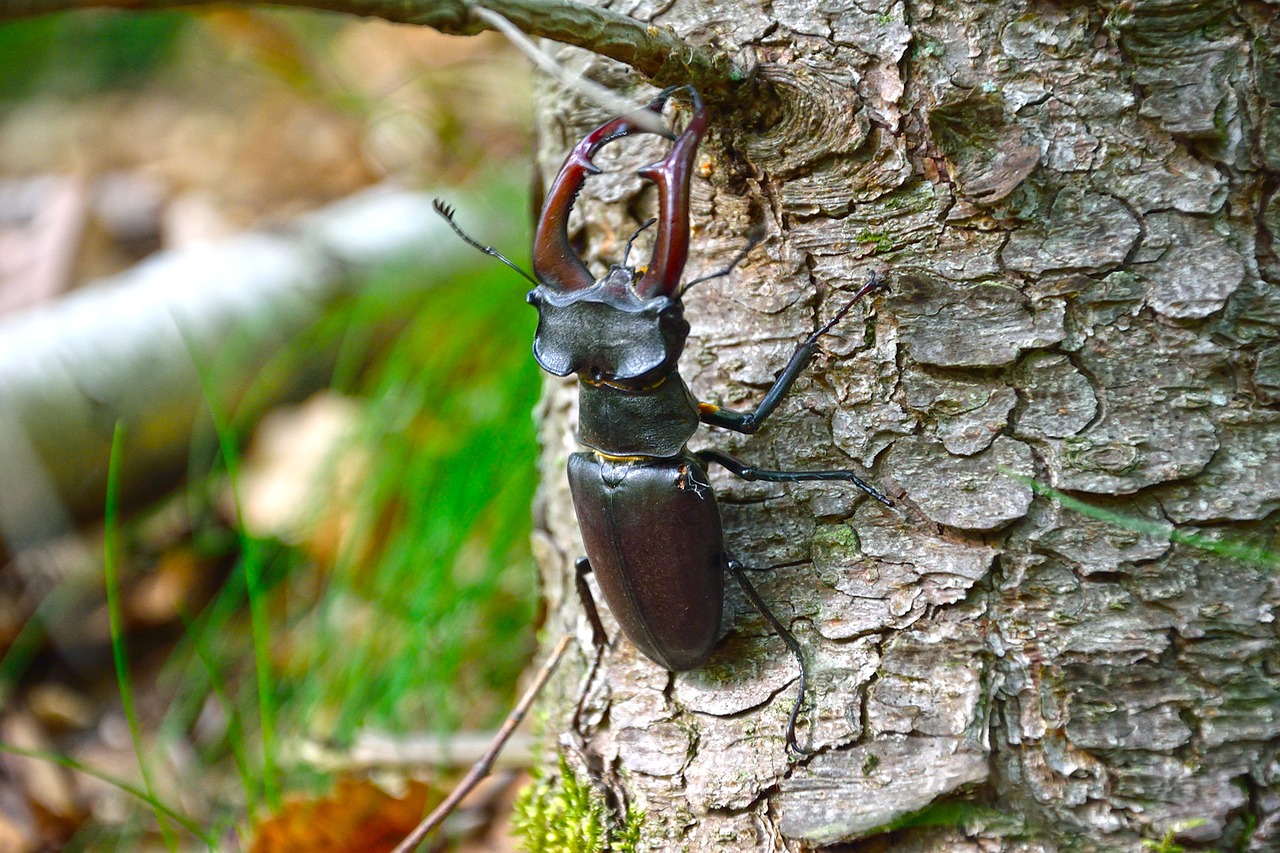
(390, 633), (574, 853)
(0, 0), (751, 93)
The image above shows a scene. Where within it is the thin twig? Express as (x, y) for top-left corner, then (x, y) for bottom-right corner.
(391, 633), (574, 853)
(473, 5), (671, 136)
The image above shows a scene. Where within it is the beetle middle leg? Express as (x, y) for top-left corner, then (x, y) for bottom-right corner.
(725, 554), (812, 755)
(574, 557), (610, 648)
(697, 448), (893, 506)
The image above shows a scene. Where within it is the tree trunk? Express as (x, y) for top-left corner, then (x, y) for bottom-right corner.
(527, 0), (1280, 850)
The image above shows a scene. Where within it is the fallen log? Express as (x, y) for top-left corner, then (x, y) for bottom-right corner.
(0, 183), (520, 559)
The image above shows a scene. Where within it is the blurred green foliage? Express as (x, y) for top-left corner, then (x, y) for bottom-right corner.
(50, 200), (545, 847)
(0, 3), (543, 839)
(162, 240), (545, 813)
(0, 12), (189, 101)
(293, 254), (543, 743)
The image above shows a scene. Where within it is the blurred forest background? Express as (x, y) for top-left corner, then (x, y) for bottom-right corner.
(0, 11), (545, 851)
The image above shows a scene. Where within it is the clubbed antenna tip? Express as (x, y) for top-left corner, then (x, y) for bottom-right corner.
(433, 198), (539, 287)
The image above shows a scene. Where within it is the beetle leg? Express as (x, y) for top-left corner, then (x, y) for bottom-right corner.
(725, 554), (811, 756)
(635, 85), (708, 299)
(574, 556), (610, 648)
(698, 271), (889, 434)
(570, 557), (611, 735)
(534, 89), (680, 292)
(697, 448), (893, 506)
(675, 461), (712, 499)
(622, 217), (658, 267)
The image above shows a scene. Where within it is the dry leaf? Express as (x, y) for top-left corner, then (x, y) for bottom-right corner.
(232, 393), (367, 567)
(250, 776), (434, 853)
(127, 546), (202, 626)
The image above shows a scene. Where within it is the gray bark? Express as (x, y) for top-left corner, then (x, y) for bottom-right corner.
(528, 1), (1280, 850)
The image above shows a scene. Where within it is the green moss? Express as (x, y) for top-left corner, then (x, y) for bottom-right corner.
(812, 523), (859, 556)
(1141, 820), (1207, 853)
(853, 229), (895, 254)
(873, 799), (1023, 836)
(912, 36), (944, 59)
(513, 755), (646, 853)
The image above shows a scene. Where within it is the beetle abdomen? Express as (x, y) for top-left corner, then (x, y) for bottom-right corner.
(567, 451), (723, 672)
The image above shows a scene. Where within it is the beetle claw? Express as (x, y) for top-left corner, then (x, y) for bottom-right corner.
(635, 87), (707, 299)
(534, 94), (669, 292)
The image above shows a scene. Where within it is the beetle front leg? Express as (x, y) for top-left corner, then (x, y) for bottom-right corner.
(698, 271), (889, 435)
(697, 449), (892, 506)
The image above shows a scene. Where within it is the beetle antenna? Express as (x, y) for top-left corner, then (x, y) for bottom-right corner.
(433, 199), (540, 287)
(679, 229), (764, 297)
(622, 218), (657, 267)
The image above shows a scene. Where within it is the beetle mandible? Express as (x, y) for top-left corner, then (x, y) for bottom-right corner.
(435, 85), (891, 753)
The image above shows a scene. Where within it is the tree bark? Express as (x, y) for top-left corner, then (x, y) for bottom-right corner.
(528, 1), (1280, 850)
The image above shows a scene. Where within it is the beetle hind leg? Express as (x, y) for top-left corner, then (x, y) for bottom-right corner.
(698, 448), (893, 506)
(571, 557), (612, 734)
(726, 554), (811, 756)
(574, 557), (610, 648)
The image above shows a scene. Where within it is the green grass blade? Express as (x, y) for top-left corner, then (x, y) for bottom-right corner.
(0, 741), (213, 847)
(1009, 471), (1280, 570)
(177, 605), (256, 818)
(0, 568), (97, 698)
(175, 322), (282, 809)
(103, 421), (179, 850)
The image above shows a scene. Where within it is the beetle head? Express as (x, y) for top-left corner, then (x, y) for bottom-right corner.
(528, 265), (689, 384)
(528, 86), (706, 384)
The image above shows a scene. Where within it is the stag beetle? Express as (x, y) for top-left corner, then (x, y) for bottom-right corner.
(435, 85), (890, 753)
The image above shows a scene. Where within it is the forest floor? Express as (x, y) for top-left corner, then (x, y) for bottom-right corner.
(0, 14), (542, 851)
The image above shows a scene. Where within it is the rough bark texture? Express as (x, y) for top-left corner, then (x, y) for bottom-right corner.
(528, 1), (1280, 850)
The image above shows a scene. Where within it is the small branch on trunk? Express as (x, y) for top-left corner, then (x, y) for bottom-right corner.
(0, 0), (753, 95)
(473, 6), (673, 136)
(390, 633), (574, 853)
